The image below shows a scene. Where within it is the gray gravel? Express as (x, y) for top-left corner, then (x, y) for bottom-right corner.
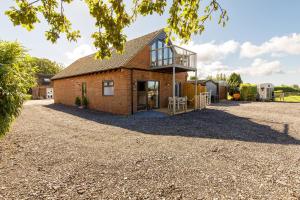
(0, 100), (300, 199)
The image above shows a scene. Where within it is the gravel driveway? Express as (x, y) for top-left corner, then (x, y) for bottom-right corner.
(0, 100), (300, 199)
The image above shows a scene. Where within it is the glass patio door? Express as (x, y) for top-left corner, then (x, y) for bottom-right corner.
(147, 81), (159, 109)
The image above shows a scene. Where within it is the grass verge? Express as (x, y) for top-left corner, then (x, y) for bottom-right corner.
(275, 95), (300, 103)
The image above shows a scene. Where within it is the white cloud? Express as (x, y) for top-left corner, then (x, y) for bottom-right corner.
(240, 33), (300, 58)
(180, 40), (239, 79)
(195, 59), (284, 79)
(65, 44), (94, 65)
(195, 61), (232, 79)
(181, 40), (239, 63)
(234, 59), (283, 76)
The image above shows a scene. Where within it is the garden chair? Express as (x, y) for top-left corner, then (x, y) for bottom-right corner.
(168, 97), (175, 110)
(178, 96), (187, 111)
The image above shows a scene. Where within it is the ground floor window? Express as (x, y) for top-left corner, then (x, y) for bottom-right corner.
(103, 80), (114, 96)
(82, 82), (87, 98)
(175, 82), (181, 97)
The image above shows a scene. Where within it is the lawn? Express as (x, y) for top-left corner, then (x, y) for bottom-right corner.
(275, 95), (300, 102)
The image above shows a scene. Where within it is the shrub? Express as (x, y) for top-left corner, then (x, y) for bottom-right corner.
(0, 41), (36, 136)
(228, 86), (240, 96)
(240, 83), (257, 101)
(75, 96), (81, 106)
(227, 73), (243, 96)
(82, 96), (89, 108)
(274, 90), (283, 93)
(24, 94), (32, 100)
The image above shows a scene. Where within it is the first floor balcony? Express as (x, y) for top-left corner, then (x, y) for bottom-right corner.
(150, 44), (197, 72)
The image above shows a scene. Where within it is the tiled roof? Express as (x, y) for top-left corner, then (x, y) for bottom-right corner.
(52, 29), (163, 80)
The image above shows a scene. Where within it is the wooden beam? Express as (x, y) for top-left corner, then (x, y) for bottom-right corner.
(173, 66), (176, 115)
(194, 69), (197, 110)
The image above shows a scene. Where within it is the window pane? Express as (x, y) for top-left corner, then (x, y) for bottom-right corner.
(151, 51), (156, 61)
(147, 81), (159, 109)
(169, 48), (173, 64)
(151, 42), (156, 50)
(104, 87), (114, 96)
(164, 47), (168, 57)
(169, 48), (173, 58)
(82, 82), (87, 97)
(108, 81), (114, 86)
(151, 50), (156, 66)
(158, 49), (162, 59)
(163, 47), (168, 65)
(148, 81), (155, 90)
(158, 40), (163, 48)
(158, 60), (162, 66)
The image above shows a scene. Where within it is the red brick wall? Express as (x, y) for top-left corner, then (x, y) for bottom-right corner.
(32, 86), (51, 99)
(125, 45), (150, 70)
(53, 69), (187, 115)
(53, 69), (131, 115)
(131, 69), (187, 113)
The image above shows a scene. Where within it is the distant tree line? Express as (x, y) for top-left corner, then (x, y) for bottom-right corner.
(275, 85), (300, 93)
(30, 57), (63, 75)
(206, 73), (227, 81)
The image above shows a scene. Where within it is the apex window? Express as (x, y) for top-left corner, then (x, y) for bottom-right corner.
(150, 40), (173, 67)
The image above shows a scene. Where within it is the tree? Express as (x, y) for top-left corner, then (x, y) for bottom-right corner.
(29, 57), (63, 75)
(0, 41), (36, 135)
(206, 75), (213, 80)
(189, 76), (197, 80)
(227, 73), (242, 87)
(206, 73), (227, 81)
(5, 0), (228, 59)
(227, 73), (242, 95)
(216, 73), (227, 81)
(292, 84), (299, 90)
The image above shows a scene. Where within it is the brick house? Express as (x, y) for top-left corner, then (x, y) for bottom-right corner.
(31, 73), (54, 99)
(52, 29), (198, 115)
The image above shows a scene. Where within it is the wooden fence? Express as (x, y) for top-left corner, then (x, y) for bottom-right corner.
(195, 92), (211, 110)
(182, 83), (206, 101)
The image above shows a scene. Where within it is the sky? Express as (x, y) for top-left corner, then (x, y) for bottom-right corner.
(1, 0), (300, 85)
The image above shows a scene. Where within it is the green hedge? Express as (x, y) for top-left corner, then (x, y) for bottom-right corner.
(0, 41), (36, 136)
(274, 86), (299, 93)
(240, 83), (257, 101)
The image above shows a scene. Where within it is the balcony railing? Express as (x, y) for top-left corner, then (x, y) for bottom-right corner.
(150, 45), (197, 70)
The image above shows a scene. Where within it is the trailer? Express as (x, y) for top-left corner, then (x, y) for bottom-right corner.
(257, 83), (274, 101)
